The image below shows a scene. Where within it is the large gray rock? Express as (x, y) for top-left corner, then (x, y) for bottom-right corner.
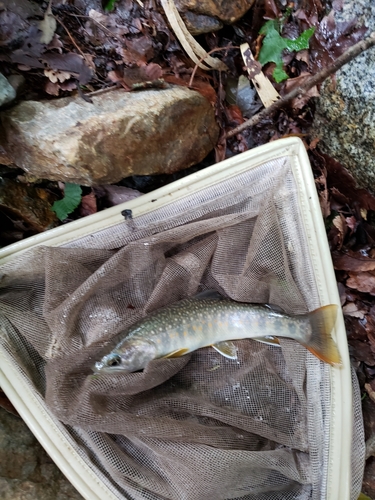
(0, 74), (16, 108)
(311, 1), (375, 191)
(0, 406), (82, 499)
(0, 86), (219, 186)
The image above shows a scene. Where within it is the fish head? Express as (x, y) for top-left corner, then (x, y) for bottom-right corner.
(93, 339), (157, 374)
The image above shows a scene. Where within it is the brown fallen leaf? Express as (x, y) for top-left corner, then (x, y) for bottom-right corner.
(365, 383), (375, 403)
(282, 72), (319, 109)
(332, 213), (347, 250)
(345, 315), (369, 342)
(347, 272), (375, 295)
(342, 302), (366, 319)
(45, 80), (60, 96)
(351, 340), (375, 365)
(80, 192), (97, 217)
(44, 68), (71, 83)
(332, 251), (375, 272)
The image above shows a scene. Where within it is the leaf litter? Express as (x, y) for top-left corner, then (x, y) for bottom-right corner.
(1, 0), (375, 492)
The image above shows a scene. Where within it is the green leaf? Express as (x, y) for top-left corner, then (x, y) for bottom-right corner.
(284, 27), (315, 52)
(52, 183), (82, 221)
(104, 0), (117, 12)
(258, 26), (286, 67)
(259, 19), (280, 36)
(258, 17), (315, 83)
(272, 66), (289, 83)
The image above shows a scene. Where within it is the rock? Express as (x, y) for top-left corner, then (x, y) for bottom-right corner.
(0, 86), (219, 186)
(7, 74), (26, 97)
(181, 10), (223, 35)
(0, 406), (83, 499)
(310, 0), (375, 192)
(175, 0), (255, 24)
(0, 74), (16, 108)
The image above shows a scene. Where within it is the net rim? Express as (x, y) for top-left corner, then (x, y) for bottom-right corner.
(0, 137), (355, 500)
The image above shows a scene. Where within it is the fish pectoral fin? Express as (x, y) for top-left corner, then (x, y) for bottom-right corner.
(212, 341), (237, 360)
(163, 348), (189, 358)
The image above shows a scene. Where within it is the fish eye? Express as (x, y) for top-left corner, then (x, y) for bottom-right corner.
(107, 354), (122, 367)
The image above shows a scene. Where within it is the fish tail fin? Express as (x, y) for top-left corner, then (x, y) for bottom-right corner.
(304, 304), (342, 366)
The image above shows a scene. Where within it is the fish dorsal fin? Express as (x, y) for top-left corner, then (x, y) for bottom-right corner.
(212, 341), (238, 360)
(163, 348), (189, 358)
(264, 303), (285, 313)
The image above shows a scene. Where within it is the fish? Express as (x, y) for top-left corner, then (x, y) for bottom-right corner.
(93, 294), (341, 373)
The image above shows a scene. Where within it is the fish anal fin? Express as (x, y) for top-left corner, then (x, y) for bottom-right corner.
(212, 341), (237, 360)
(163, 348), (189, 358)
(305, 304), (342, 366)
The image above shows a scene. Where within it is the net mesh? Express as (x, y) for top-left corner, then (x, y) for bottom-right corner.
(0, 156), (364, 499)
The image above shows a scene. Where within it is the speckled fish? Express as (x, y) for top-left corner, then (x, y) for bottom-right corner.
(93, 294), (341, 373)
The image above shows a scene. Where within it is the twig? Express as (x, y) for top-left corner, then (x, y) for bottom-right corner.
(55, 16), (87, 61)
(86, 84), (120, 97)
(226, 32), (375, 138)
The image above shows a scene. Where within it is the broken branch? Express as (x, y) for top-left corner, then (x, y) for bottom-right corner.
(226, 32), (375, 138)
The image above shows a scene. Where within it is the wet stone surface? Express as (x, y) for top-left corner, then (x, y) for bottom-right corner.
(0, 406), (83, 499)
(311, 0), (375, 192)
(0, 86), (219, 186)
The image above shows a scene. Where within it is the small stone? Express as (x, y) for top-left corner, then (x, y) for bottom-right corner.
(0, 86), (219, 186)
(0, 74), (16, 108)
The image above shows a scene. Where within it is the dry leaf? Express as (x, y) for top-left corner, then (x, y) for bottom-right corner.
(342, 302), (366, 319)
(365, 383), (375, 403)
(283, 72), (319, 109)
(39, 2), (56, 45)
(44, 69), (71, 83)
(332, 214), (347, 249)
(332, 252), (375, 272)
(80, 192), (97, 217)
(347, 272), (375, 295)
(345, 216), (357, 232)
(45, 80), (60, 96)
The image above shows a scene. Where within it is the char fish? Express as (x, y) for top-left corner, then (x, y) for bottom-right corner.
(93, 295), (341, 373)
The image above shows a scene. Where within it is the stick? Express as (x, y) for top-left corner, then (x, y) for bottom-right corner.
(226, 32), (375, 138)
